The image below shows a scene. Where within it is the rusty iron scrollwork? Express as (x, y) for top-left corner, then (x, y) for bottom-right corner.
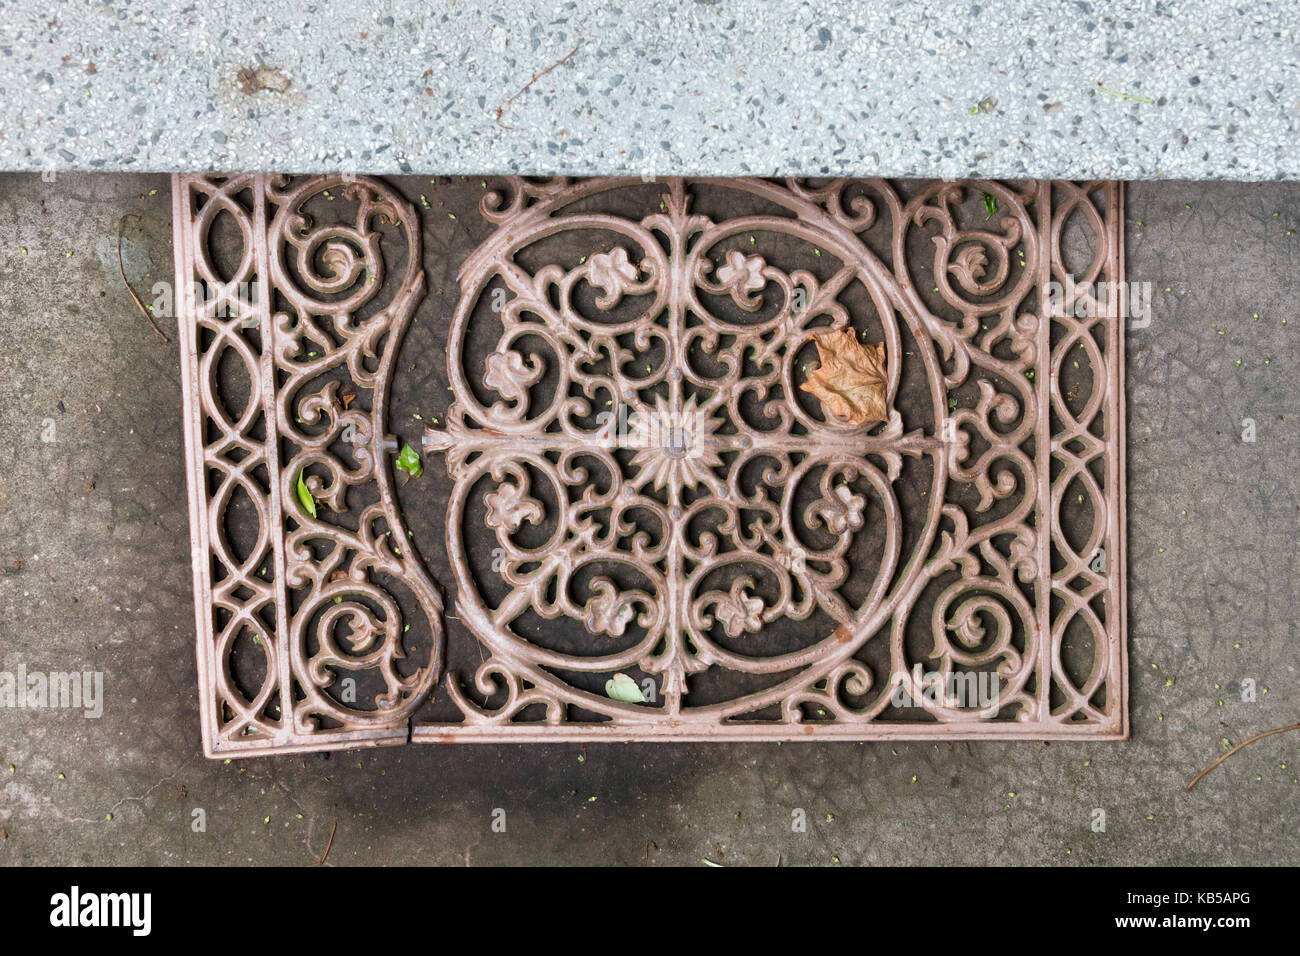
(175, 173), (441, 756)
(176, 174), (1127, 753)
(416, 177), (1127, 742)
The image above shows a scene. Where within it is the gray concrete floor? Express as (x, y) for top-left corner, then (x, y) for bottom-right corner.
(0, 173), (1296, 866)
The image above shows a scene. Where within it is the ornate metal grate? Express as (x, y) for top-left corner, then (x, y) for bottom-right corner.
(174, 174), (1127, 755)
(173, 174), (443, 756)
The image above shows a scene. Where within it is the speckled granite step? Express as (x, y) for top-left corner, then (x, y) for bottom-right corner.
(0, 0), (1295, 180)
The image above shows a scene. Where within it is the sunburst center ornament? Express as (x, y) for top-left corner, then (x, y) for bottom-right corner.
(799, 328), (890, 426)
(626, 394), (721, 492)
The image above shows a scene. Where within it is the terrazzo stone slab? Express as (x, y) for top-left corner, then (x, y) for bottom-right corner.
(0, 1), (1297, 179)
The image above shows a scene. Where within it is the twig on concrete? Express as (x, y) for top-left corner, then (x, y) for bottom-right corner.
(308, 820), (337, 866)
(1096, 85), (1155, 105)
(495, 45), (580, 130)
(1186, 722), (1300, 792)
(117, 214), (169, 343)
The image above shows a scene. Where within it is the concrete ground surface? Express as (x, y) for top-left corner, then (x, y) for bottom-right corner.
(3, 1), (1299, 181)
(0, 172), (1296, 866)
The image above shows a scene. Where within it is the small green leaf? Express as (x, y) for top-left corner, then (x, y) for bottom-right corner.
(604, 672), (646, 703)
(296, 470), (317, 518)
(983, 193), (997, 217)
(396, 443), (424, 479)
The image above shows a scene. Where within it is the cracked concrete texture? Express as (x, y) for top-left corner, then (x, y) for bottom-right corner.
(0, 173), (1297, 866)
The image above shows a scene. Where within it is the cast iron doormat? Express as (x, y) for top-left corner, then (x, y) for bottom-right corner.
(172, 174), (1127, 756)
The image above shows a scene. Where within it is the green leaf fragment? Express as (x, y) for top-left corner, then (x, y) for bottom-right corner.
(296, 470), (317, 518)
(396, 443), (423, 479)
(605, 672), (646, 703)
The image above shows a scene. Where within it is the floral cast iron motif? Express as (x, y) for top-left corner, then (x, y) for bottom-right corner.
(175, 174), (1127, 754)
(417, 177), (1128, 742)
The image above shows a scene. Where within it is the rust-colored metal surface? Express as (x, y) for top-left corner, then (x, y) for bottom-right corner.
(175, 174), (1127, 755)
(174, 174), (442, 756)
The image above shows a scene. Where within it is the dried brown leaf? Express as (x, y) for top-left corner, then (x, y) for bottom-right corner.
(799, 329), (888, 425)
